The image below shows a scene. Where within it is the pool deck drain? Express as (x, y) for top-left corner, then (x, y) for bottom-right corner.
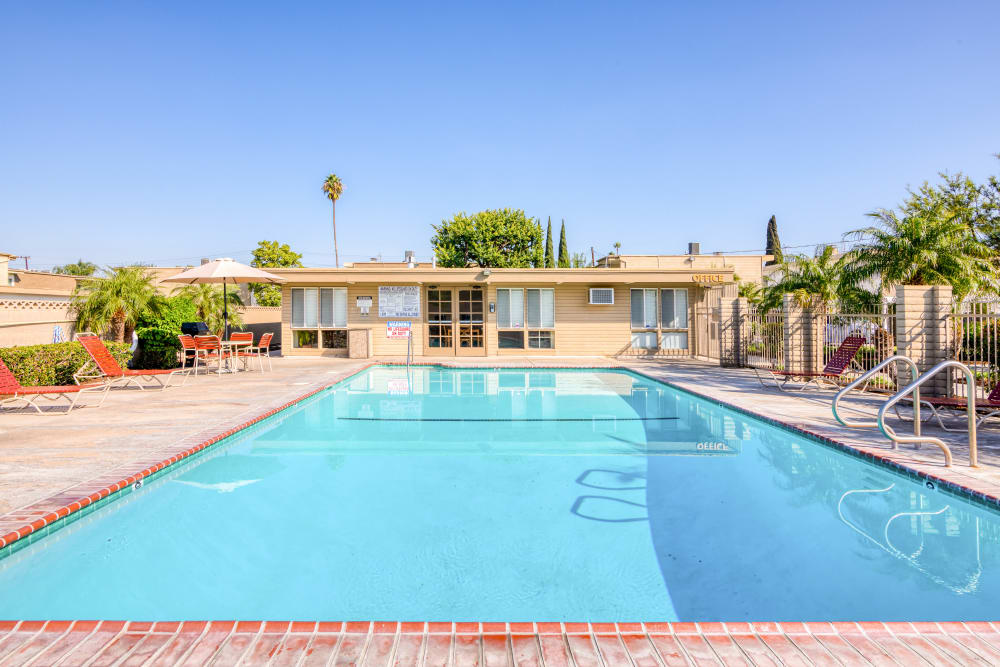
(4, 356), (1000, 664)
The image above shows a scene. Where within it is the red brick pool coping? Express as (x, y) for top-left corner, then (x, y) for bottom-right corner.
(4, 362), (1000, 664)
(5, 620), (1000, 665)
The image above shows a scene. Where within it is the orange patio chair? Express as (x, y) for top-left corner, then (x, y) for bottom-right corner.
(75, 333), (188, 390)
(178, 334), (198, 370)
(228, 331), (255, 371)
(249, 332), (274, 372)
(0, 356), (109, 414)
(193, 335), (230, 376)
(753, 335), (866, 391)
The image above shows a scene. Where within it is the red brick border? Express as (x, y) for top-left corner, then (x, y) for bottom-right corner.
(4, 620), (1000, 665)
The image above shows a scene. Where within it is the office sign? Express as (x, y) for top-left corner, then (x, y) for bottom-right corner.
(378, 285), (421, 318)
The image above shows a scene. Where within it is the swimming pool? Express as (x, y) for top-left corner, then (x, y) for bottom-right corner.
(1, 365), (998, 621)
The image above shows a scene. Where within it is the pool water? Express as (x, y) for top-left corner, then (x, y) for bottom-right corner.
(1, 366), (999, 621)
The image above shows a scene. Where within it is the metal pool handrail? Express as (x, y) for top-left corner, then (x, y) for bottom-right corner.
(832, 355), (920, 436)
(877, 360), (980, 468)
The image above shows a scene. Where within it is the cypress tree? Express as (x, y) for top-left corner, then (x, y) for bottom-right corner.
(765, 215), (783, 265)
(532, 221), (544, 268)
(557, 219), (569, 268)
(544, 217), (555, 268)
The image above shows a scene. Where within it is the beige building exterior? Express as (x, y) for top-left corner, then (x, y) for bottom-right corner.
(271, 263), (739, 359)
(0, 254), (83, 346)
(596, 253), (770, 284)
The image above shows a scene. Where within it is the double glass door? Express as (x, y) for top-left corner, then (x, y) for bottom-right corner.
(426, 287), (485, 355)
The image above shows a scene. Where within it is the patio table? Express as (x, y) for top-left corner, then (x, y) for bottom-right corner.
(220, 339), (253, 373)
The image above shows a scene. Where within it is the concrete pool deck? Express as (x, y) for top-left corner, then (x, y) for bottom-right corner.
(3, 355), (1000, 665)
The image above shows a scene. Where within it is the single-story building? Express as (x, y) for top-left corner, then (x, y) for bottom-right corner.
(269, 256), (761, 358)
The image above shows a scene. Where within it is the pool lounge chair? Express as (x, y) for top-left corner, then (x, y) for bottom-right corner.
(0, 357), (109, 414)
(75, 333), (188, 390)
(753, 335), (866, 391)
(896, 382), (1000, 432)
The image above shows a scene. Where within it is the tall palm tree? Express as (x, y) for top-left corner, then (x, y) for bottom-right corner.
(72, 266), (163, 342)
(322, 174), (344, 268)
(170, 284), (244, 336)
(843, 205), (999, 302)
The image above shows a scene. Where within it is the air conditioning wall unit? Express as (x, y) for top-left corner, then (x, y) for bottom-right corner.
(589, 288), (615, 305)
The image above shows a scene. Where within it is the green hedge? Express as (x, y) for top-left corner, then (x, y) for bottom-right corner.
(137, 296), (197, 331)
(0, 341), (133, 386)
(134, 327), (181, 369)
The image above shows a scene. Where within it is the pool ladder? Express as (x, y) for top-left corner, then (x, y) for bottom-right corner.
(831, 357), (979, 468)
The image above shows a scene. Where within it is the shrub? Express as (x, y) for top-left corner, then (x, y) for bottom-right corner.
(0, 341), (133, 386)
(137, 296), (197, 332)
(133, 327), (181, 369)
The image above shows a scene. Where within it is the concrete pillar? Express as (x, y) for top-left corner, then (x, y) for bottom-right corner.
(895, 285), (953, 396)
(718, 296), (747, 367)
(783, 295), (824, 373)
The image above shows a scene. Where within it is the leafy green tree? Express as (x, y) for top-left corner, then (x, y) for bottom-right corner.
(613, 242), (622, 256)
(843, 204), (999, 302)
(765, 215), (782, 265)
(53, 259), (98, 276)
(250, 240), (303, 306)
(431, 209), (543, 267)
(322, 173), (344, 267)
(544, 217), (554, 268)
(897, 159), (1000, 252)
(170, 283), (244, 335)
(557, 220), (569, 267)
(532, 222), (545, 268)
(71, 266), (164, 342)
(571, 251), (589, 268)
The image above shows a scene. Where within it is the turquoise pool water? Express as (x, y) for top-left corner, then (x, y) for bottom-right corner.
(1, 366), (999, 621)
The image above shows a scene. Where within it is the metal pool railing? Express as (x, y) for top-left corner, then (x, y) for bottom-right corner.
(742, 307), (784, 370)
(825, 311), (897, 391)
(950, 311), (1000, 400)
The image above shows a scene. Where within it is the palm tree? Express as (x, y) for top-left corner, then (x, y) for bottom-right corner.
(71, 266), (163, 342)
(322, 174), (344, 268)
(613, 242), (622, 256)
(763, 245), (878, 312)
(170, 284), (244, 336)
(843, 205), (999, 302)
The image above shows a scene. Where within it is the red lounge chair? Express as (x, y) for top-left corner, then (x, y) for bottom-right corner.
(75, 333), (188, 390)
(896, 382), (1000, 431)
(753, 335), (866, 391)
(0, 357), (109, 414)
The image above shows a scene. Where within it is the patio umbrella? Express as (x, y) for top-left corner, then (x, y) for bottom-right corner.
(161, 258), (286, 338)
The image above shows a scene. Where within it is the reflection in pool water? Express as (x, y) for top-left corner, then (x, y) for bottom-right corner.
(0, 366), (998, 621)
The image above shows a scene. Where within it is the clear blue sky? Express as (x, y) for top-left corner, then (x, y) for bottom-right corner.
(2, 1), (998, 270)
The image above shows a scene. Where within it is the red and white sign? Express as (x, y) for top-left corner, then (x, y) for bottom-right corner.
(386, 320), (412, 339)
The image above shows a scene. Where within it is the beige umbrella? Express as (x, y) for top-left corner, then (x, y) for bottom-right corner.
(161, 258), (286, 337)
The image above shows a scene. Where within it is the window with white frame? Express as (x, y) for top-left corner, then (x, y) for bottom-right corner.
(630, 289), (658, 329)
(630, 288), (689, 351)
(660, 289), (688, 329)
(526, 288), (554, 328)
(291, 287), (348, 349)
(291, 288), (318, 328)
(496, 287), (554, 349)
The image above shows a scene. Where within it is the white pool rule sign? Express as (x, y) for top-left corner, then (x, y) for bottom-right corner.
(386, 320), (411, 339)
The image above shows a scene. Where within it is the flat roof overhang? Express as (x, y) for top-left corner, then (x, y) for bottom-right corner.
(268, 267), (736, 286)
